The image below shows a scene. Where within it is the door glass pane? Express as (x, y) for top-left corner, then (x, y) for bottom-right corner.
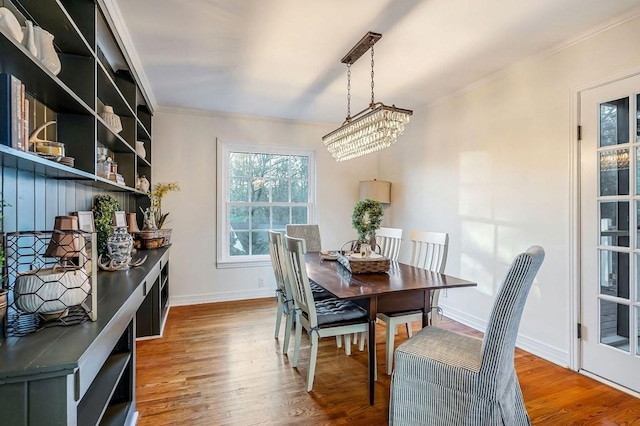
(600, 299), (630, 352)
(636, 306), (640, 355)
(600, 149), (630, 196)
(600, 97), (629, 147)
(599, 250), (629, 298)
(636, 94), (640, 142)
(599, 201), (629, 247)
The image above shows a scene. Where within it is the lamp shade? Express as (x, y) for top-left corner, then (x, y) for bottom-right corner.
(127, 212), (141, 233)
(45, 215), (81, 258)
(359, 180), (391, 204)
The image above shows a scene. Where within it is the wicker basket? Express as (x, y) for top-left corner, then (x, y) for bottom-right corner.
(137, 228), (172, 248)
(336, 253), (390, 274)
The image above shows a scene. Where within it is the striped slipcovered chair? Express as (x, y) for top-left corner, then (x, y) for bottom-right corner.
(389, 246), (544, 426)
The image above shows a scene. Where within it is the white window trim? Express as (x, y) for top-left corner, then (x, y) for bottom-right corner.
(216, 140), (316, 268)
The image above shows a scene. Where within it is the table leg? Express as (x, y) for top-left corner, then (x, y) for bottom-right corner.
(368, 297), (377, 405)
(422, 290), (430, 328)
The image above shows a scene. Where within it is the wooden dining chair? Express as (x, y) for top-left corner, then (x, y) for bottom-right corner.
(350, 227), (404, 350)
(375, 227), (403, 260)
(377, 230), (449, 375)
(268, 230), (296, 355)
(389, 246), (544, 425)
(282, 235), (369, 392)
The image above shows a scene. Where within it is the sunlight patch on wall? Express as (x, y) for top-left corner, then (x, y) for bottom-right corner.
(460, 220), (495, 297)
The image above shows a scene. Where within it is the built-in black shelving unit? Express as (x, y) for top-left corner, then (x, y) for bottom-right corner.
(0, 1), (161, 425)
(0, 0), (153, 191)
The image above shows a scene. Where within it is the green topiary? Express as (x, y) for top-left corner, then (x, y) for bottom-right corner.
(352, 199), (383, 243)
(92, 194), (120, 256)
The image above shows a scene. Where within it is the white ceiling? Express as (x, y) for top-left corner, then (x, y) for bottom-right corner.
(115, 0), (640, 123)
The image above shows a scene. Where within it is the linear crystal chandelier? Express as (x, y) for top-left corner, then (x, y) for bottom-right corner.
(323, 32), (413, 162)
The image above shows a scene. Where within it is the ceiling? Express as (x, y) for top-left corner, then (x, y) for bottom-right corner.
(115, 0), (640, 123)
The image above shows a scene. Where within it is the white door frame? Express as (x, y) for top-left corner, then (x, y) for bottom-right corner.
(570, 66), (640, 378)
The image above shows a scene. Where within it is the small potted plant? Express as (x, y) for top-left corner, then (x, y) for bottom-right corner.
(352, 199), (383, 251)
(92, 194), (120, 256)
(139, 181), (180, 248)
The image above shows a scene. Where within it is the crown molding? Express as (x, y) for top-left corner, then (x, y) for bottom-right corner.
(97, 0), (157, 112)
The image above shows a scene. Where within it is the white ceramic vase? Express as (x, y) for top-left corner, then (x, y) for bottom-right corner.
(0, 7), (23, 44)
(34, 26), (61, 75)
(100, 105), (122, 133)
(22, 20), (37, 57)
(136, 141), (146, 159)
(138, 175), (150, 192)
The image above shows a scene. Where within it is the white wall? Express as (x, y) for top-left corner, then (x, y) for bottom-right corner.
(152, 109), (377, 305)
(379, 15), (640, 366)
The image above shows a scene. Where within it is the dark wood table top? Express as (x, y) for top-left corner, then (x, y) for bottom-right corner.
(305, 253), (476, 299)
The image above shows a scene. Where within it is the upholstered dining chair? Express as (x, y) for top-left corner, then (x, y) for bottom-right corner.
(268, 230), (295, 355)
(389, 246), (545, 426)
(377, 230), (449, 375)
(284, 224), (332, 300)
(282, 235), (370, 392)
(285, 224), (322, 252)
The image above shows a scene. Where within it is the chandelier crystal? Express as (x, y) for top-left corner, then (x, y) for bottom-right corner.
(323, 32), (413, 162)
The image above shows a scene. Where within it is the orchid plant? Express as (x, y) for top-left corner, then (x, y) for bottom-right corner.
(147, 181), (180, 229)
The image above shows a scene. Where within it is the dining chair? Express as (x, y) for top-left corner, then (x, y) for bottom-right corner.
(375, 227), (403, 260)
(284, 224), (332, 300)
(389, 246), (544, 426)
(268, 230), (295, 355)
(377, 230), (449, 375)
(282, 235), (370, 392)
(350, 227), (404, 351)
(285, 224), (322, 252)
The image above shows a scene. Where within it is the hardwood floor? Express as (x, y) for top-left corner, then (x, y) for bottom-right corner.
(136, 299), (640, 425)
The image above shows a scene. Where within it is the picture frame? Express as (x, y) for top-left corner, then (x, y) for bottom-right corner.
(112, 211), (127, 228)
(73, 211), (95, 233)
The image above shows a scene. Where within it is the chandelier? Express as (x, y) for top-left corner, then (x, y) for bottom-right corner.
(323, 32), (413, 162)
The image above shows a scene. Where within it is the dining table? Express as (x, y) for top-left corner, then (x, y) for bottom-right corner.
(304, 253), (477, 405)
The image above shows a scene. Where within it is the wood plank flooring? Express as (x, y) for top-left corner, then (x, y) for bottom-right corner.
(136, 298), (640, 425)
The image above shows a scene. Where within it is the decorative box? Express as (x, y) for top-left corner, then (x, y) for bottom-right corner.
(336, 252), (390, 274)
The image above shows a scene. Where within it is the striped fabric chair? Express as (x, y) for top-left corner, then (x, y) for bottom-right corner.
(389, 246), (545, 426)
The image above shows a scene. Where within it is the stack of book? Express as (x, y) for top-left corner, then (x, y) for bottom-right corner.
(0, 73), (29, 151)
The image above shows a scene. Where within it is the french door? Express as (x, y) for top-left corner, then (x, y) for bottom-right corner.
(580, 75), (640, 393)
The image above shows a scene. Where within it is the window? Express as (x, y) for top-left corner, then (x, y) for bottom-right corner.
(217, 142), (315, 267)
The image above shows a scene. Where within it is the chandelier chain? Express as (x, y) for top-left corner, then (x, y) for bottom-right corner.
(347, 63), (351, 119)
(370, 46), (375, 105)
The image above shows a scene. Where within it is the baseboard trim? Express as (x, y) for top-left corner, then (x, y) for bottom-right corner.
(579, 370), (640, 398)
(442, 305), (569, 367)
(170, 289), (274, 306)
